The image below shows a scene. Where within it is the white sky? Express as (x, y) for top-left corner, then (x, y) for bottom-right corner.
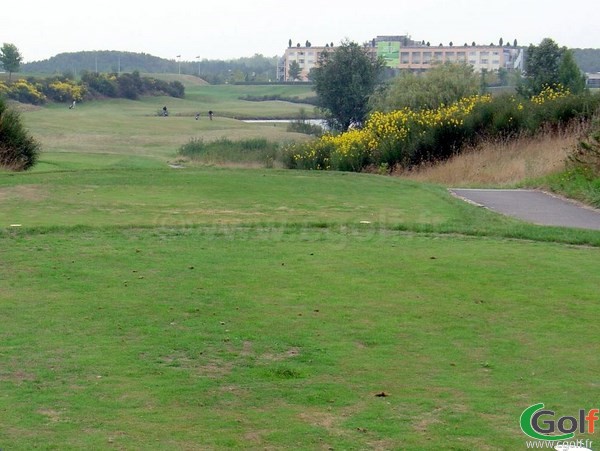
(2, 0), (599, 63)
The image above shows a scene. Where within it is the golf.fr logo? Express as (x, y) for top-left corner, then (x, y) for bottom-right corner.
(520, 403), (599, 440)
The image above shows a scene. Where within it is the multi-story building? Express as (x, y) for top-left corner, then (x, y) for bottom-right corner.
(586, 73), (600, 89)
(280, 36), (524, 82)
(280, 45), (331, 82)
(373, 36), (524, 73)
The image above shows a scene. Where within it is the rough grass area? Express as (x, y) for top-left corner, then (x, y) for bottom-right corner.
(177, 137), (282, 167)
(19, 85), (315, 164)
(403, 129), (579, 187)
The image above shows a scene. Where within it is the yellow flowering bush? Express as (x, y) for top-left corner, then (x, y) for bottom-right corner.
(46, 80), (86, 102)
(283, 140), (333, 170)
(285, 89), (600, 172)
(289, 95), (493, 170)
(531, 84), (571, 105)
(6, 79), (46, 104)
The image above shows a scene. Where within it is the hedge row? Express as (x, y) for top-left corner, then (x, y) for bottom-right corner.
(284, 86), (600, 172)
(0, 71), (185, 105)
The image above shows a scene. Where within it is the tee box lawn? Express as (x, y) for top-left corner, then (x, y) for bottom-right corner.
(1, 90), (599, 449)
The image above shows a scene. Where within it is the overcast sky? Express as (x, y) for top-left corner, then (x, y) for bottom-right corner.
(2, 0), (599, 63)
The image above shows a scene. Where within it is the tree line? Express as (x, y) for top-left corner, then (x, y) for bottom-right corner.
(7, 46), (600, 85)
(19, 50), (279, 84)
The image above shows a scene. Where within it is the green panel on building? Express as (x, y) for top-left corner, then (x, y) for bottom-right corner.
(377, 41), (400, 66)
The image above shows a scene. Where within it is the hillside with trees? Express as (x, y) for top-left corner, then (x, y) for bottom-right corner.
(22, 51), (279, 83)
(572, 48), (600, 73)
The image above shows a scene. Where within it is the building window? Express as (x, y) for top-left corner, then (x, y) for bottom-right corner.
(423, 52), (432, 63)
(400, 52), (410, 64)
(412, 52), (421, 64)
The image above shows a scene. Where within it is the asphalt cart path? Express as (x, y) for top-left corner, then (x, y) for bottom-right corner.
(449, 189), (600, 230)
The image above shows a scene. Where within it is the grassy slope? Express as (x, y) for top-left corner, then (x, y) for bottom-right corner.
(19, 83), (317, 167)
(404, 125), (600, 210)
(1, 91), (599, 449)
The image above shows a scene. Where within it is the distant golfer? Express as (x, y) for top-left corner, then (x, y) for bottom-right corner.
(195, 112), (200, 120)
(69, 100), (76, 109)
(208, 110), (213, 120)
(163, 106), (168, 117)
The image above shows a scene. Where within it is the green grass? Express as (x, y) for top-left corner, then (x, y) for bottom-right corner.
(2, 167), (600, 246)
(1, 226), (599, 449)
(2, 91), (600, 449)
(19, 84), (316, 166)
(526, 167), (600, 208)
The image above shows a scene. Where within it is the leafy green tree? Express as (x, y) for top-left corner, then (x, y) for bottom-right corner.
(0, 96), (40, 170)
(522, 38), (563, 95)
(369, 62), (480, 112)
(0, 43), (23, 81)
(498, 67), (509, 86)
(312, 40), (385, 130)
(288, 60), (301, 81)
(558, 49), (586, 94)
(520, 38), (585, 95)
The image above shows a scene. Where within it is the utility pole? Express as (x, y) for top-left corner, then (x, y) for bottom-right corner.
(176, 55), (181, 75)
(196, 56), (201, 76)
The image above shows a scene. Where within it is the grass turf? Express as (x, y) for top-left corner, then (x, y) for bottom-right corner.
(1, 227), (598, 449)
(1, 89), (599, 448)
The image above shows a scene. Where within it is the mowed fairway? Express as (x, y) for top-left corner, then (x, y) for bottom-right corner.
(1, 88), (599, 449)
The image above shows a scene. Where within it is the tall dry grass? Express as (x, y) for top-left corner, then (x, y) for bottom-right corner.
(401, 125), (587, 187)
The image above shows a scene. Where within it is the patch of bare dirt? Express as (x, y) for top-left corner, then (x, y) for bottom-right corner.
(0, 184), (47, 202)
(261, 347), (301, 361)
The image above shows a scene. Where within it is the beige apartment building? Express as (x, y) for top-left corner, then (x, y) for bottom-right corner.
(280, 36), (524, 82)
(279, 46), (330, 82)
(396, 44), (523, 72)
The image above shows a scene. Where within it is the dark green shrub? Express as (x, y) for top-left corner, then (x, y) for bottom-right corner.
(81, 72), (118, 97)
(282, 140), (334, 170)
(568, 117), (600, 177)
(287, 119), (324, 136)
(0, 97), (40, 170)
(166, 81), (185, 98)
(117, 73), (140, 100)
